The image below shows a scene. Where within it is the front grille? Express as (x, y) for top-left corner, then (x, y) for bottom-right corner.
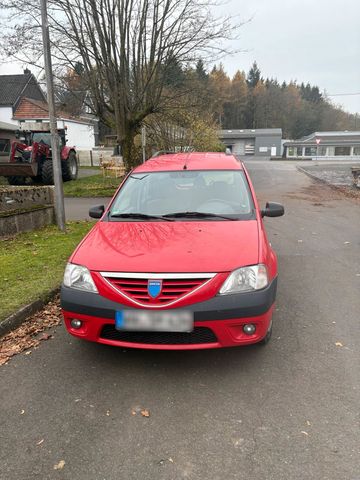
(103, 276), (209, 305)
(100, 325), (218, 345)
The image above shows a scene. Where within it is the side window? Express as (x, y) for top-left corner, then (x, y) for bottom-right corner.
(0, 138), (10, 155)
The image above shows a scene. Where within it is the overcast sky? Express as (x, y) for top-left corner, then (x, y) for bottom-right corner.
(0, 0), (359, 114)
(219, 0), (360, 114)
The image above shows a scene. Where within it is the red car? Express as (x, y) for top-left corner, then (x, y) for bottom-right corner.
(61, 152), (284, 350)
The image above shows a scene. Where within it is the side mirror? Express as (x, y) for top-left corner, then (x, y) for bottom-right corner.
(261, 202), (284, 218)
(89, 204), (105, 219)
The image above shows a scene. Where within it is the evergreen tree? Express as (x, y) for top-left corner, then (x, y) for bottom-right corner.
(163, 54), (185, 87)
(246, 61), (261, 88)
(196, 59), (208, 81)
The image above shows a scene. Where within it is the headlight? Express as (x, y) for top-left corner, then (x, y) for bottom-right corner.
(63, 263), (98, 293)
(219, 264), (268, 294)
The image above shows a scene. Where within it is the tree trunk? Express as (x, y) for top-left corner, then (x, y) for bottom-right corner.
(119, 130), (140, 172)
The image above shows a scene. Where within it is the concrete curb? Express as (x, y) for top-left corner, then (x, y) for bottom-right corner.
(296, 166), (360, 198)
(0, 287), (60, 338)
(296, 165), (331, 185)
(296, 165), (348, 189)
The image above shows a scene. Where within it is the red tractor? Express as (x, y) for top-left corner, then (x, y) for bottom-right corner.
(0, 123), (78, 185)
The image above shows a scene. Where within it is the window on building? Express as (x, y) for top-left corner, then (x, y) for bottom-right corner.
(0, 138), (10, 155)
(304, 147), (317, 156)
(335, 146), (351, 156)
(287, 146), (295, 156)
(352, 146), (360, 155)
(318, 146), (327, 156)
(296, 147), (303, 156)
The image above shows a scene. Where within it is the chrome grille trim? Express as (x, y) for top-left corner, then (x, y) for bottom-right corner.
(99, 272), (216, 309)
(100, 272), (216, 279)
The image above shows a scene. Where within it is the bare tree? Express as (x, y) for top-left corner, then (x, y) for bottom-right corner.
(0, 0), (240, 169)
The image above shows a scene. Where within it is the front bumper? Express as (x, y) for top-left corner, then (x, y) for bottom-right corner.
(61, 278), (277, 350)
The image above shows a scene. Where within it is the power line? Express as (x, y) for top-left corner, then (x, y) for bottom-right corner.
(327, 92), (360, 97)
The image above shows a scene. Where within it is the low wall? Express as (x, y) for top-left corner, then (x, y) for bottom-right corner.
(0, 186), (55, 236)
(0, 186), (54, 211)
(77, 148), (118, 166)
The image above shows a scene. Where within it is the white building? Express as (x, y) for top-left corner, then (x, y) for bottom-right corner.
(0, 72), (97, 150)
(284, 131), (360, 160)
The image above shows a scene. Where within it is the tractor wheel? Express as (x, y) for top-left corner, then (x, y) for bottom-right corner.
(62, 151), (78, 182)
(41, 160), (54, 184)
(7, 176), (28, 186)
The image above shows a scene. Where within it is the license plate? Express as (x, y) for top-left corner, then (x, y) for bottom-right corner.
(115, 310), (193, 332)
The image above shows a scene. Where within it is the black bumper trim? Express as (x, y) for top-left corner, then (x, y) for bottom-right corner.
(61, 277), (277, 321)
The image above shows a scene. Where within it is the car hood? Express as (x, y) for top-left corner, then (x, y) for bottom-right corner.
(72, 220), (259, 273)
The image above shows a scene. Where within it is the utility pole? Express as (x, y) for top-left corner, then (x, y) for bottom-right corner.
(40, 0), (66, 231)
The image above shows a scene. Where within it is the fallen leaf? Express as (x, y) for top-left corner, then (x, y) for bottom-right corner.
(54, 460), (65, 470)
(106, 410), (110, 416)
(20, 409), (25, 415)
(39, 333), (52, 341)
(141, 409), (150, 417)
(343, 241), (350, 245)
(301, 431), (309, 436)
(335, 342), (343, 347)
(169, 458), (174, 463)
(0, 297), (62, 367)
(131, 410), (136, 416)
(37, 439), (44, 445)
(74, 399), (81, 403)
(306, 420), (311, 426)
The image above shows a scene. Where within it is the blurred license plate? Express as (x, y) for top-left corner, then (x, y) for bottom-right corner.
(115, 310), (193, 332)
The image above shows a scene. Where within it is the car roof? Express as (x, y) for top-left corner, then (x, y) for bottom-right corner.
(133, 152), (243, 172)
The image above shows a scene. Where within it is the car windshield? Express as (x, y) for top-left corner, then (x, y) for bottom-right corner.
(32, 133), (52, 146)
(108, 170), (254, 220)
(32, 132), (65, 147)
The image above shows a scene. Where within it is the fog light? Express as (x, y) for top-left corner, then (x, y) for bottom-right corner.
(70, 319), (82, 329)
(243, 324), (256, 335)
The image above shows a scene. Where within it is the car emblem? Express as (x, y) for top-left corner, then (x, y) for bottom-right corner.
(148, 280), (162, 299)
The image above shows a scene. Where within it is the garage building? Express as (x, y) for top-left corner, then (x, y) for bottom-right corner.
(218, 128), (283, 157)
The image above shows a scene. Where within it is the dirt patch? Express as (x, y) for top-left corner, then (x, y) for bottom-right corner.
(285, 182), (360, 205)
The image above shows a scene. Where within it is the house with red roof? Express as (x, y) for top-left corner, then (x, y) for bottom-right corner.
(0, 70), (98, 150)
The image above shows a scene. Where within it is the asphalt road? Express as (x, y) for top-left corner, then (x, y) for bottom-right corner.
(1, 161), (359, 480)
(64, 197), (111, 221)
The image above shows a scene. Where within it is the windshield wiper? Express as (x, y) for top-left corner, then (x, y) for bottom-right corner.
(163, 211), (237, 221)
(110, 212), (174, 221)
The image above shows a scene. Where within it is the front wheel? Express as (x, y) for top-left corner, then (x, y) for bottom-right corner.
(62, 151), (78, 182)
(41, 160), (54, 184)
(258, 319), (272, 345)
(7, 176), (28, 186)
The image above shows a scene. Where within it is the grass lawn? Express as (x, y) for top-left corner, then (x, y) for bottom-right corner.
(1, 172), (121, 197)
(63, 174), (122, 197)
(0, 221), (93, 322)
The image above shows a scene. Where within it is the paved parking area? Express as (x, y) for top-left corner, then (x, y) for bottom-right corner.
(1, 160), (359, 480)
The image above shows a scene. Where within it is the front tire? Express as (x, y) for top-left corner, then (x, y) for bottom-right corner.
(258, 319), (272, 345)
(7, 176), (28, 185)
(41, 160), (54, 184)
(62, 151), (78, 182)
